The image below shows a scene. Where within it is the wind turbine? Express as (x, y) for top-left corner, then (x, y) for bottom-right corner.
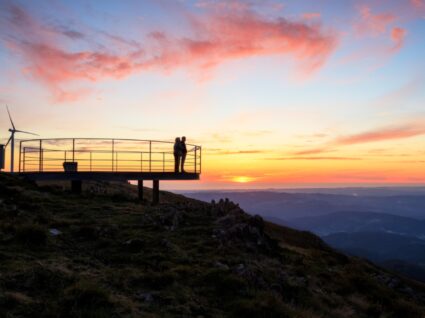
(5, 106), (38, 173)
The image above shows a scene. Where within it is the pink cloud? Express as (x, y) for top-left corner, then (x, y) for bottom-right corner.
(355, 5), (396, 36)
(302, 12), (321, 20)
(411, 0), (425, 8)
(343, 4), (408, 65)
(335, 123), (425, 146)
(294, 120), (425, 155)
(1, 3), (337, 102)
(390, 27), (407, 51)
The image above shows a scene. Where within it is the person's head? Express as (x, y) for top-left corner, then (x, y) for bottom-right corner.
(175, 137), (180, 143)
(182, 136), (186, 142)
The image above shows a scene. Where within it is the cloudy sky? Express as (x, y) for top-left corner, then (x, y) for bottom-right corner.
(0, 0), (424, 189)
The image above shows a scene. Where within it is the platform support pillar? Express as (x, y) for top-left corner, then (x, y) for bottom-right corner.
(152, 180), (159, 205)
(138, 180), (144, 201)
(71, 180), (82, 194)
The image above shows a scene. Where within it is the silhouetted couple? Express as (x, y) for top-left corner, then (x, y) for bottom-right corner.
(174, 136), (187, 173)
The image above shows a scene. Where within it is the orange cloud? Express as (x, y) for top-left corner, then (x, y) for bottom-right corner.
(208, 149), (266, 155)
(1, 3), (337, 102)
(269, 157), (362, 161)
(294, 148), (334, 155)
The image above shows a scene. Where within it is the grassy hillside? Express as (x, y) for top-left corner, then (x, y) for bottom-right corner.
(1, 173), (425, 317)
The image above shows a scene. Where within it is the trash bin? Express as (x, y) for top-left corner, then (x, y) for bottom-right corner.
(0, 145), (4, 170)
(63, 162), (78, 172)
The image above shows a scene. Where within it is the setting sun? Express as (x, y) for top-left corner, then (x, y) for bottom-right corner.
(232, 176), (255, 183)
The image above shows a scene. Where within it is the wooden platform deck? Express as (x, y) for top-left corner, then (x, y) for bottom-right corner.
(19, 171), (200, 182)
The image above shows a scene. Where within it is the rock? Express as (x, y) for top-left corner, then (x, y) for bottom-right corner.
(159, 208), (184, 231)
(249, 215), (264, 232)
(210, 198), (243, 217)
(290, 276), (307, 287)
(387, 277), (400, 289)
(137, 292), (155, 303)
(161, 238), (173, 249)
(216, 214), (238, 226)
(98, 225), (118, 238)
(123, 239), (144, 251)
(49, 228), (61, 236)
(212, 212), (275, 251)
(214, 261), (229, 271)
(235, 263), (245, 274)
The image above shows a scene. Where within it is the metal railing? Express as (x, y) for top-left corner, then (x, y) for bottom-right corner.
(19, 138), (201, 174)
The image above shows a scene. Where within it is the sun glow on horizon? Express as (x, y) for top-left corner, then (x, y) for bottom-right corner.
(232, 176), (255, 183)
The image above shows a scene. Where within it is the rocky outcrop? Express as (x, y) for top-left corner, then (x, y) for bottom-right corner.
(211, 198), (276, 252)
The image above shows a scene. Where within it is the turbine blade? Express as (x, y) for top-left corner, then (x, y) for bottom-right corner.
(5, 136), (12, 147)
(14, 129), (39, 136)
(6, 105), (16, 130)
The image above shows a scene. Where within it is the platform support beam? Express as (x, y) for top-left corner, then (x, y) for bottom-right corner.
(152, 180), (159, 205)
(138, 180), (144, 201)
(71, 180), (82, 194)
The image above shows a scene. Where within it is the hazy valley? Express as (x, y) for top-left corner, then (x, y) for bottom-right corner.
(185, 189), (425, 283)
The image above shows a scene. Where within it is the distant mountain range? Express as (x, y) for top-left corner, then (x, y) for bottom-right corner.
(185, 191), (425, 220)
(270, 211), (425, 283)
(322, 231), (425, 263)
(282, 211), (425, 238)
(321, 231), (425, 282)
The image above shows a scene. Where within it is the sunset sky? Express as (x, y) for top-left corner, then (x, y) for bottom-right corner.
(0, 0), (425, 189)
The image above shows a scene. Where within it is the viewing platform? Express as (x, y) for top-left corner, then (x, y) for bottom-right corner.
(15, 138), (201, 204)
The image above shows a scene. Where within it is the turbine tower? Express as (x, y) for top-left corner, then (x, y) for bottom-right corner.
(5, 106), (38, 173)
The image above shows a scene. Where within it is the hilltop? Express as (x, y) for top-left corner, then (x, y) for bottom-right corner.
(1, 174), (425, 317)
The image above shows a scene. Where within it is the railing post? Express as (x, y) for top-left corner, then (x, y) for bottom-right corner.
(152, 180), (159, 205)
(138, 180), (144, 201)
(163, 152), (165, 172)
(194, 147), (197, 173)
(19, 141), (22, 173)
(65, 151), (67, 162)
(149, 141), (152, 172)
(23, 147), (26, 172)
(116, 152), (118, 172)
(141, 152), (143, 172)
(39, 140), (42, 172)
(72, 139), (75, 162)
(112, 139), (115, 172)
(200, 146), (202, 173)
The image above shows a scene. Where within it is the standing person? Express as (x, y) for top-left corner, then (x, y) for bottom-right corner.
(180, 136), (187, 173)
(173, 137), (181, 173)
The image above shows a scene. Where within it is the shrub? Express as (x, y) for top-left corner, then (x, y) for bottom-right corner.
(231, 292), (294, 318)
(201, 269), (247, 298)
(0, 291), (19, 309)
(15, 224), (47, 246)
(138, 271), (177, 289)
(391, 299), (424, 318)
(366, 303), (383, 318)
(62, 281), (114, 318)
